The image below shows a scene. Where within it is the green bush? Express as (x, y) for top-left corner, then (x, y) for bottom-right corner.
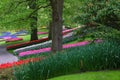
(75, 0), (120, 30)
(14, 41), (120, 80)
(76, 25), (120, 42)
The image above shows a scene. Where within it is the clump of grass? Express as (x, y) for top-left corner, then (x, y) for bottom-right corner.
(14, 41), (120, 80)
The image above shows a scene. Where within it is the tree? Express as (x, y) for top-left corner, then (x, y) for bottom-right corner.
(28, 0), (38, 41)
(0, 0), (31, 30)
(48, 21), (52, 39)
(49, 0), (64, 52)
(75, 0), (120, 30)
(48, 0), (82, 39)
(0, 0), (50, 41)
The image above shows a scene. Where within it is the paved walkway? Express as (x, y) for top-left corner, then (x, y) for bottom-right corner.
(0, 45), (18, 64)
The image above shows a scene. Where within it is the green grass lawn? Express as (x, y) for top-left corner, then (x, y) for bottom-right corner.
(49, 70), (120, 80)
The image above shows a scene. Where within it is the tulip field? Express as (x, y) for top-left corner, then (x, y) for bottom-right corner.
(0, 0), (120, 80)
(0, 26), (120, 80)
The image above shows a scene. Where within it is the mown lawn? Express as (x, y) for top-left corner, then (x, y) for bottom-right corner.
(49, 70), (120, 80)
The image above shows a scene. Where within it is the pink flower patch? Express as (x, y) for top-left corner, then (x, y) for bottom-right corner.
(19, 41), (90, 57)
(63, 41), (89, 48)
(3, 37), (11, 40)
(37, 32), (48, 35)
(6, 38), (23, 42)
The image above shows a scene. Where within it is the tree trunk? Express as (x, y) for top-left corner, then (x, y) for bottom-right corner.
(50, 0), (64, 53)
(29, 0), (38, 41)
(30, 24), (38, 41)
(48, 21), (52, 39)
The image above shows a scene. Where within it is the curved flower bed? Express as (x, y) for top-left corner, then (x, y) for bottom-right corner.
(6, 38), (23, 42)
(62, 28), (76, 35)
(37, 32), (48, 35)
(14, 32), (74, 54)
(19, 41), (90, 57)
(14, 40), (52, 54)
(7, 27), (80, 50)
(0, 57), (44, 69)
(6, 37), (48, 50)
(7, 28), (75, 50)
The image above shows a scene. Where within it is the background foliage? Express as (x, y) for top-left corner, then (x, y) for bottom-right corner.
(75, 0), (120, 30)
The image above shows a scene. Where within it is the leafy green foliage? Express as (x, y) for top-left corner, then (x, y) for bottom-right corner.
(0, 0), (50, 31)
(76, 25), (120, 42)
(63, 0), (83, 27)
(0, 0), (84, 31)
(0, 0), (31, 30)
(75, 0), (120, 30)
(14, 41), (120, 80)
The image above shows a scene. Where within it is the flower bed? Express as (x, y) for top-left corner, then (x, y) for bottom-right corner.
(14, 32), (74, 54)
(0, 39), (5, 42)
(6, 37), (48, 50)
(0, 57), (44, 69)
(62, 28), (75, 35)
(14, 40), (52, 54)
(37, 32), (48, 35)
(19, 41), (90, 57)
(6, 38), (23, 42)
(3, 36), (11, 40)
(7, 27), (79, 50)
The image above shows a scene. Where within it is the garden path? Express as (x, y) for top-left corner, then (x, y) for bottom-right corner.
(0, 45), (18, 64)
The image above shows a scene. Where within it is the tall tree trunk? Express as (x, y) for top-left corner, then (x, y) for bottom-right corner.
(30, 22), (38, 41)
(29, 0), (38, 41)
(48, 21), (52, 39)
(50, 0), (64, 52)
